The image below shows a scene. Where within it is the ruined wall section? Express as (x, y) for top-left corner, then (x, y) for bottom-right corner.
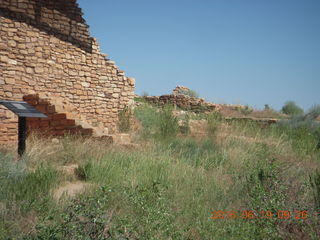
(143, 95), (219, 112)
(0, 0), (135, 144)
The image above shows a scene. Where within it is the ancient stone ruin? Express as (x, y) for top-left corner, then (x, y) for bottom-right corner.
(142, 86), (279, 124)
(143, 86), (220, 112)
(0, 0), (135, 145)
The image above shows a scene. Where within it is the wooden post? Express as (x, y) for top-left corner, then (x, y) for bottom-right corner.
(18, 117), (27, 156)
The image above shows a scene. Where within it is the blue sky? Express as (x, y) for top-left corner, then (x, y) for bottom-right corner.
(78, 0), (320, 110)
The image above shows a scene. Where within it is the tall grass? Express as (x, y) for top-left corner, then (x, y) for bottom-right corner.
(0, 104), (320, 239)
(158, 105), (179, 139)
(134, 104), (179, 140)
(278, 104), (320, 154)
(118, 106), (132, 133)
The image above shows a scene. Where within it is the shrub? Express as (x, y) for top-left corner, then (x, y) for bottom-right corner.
(134, 104), (160, 137)
(281, 101), (304, 116)
(177, 88), (199, 98)
(118, 106), (132, 133)
(207, 112), (223, 139)
(158, 105), (179, 139)
(305, 104), (320, 120)
(264, 104), (271, 110)
(239, 105), (253, 115)
(278, 105), (320, 152)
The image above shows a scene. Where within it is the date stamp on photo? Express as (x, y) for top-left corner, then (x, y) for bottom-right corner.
(210, 210), (317, 220)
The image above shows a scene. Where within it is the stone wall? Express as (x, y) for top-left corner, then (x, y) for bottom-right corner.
(0, 0), (135, 145)
(143, 95), (219, 112)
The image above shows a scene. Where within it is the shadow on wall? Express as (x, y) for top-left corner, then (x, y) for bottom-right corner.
(0, 0), (93, 52)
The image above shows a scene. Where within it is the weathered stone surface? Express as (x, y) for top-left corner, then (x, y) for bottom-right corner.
(0, 0), (135, 144)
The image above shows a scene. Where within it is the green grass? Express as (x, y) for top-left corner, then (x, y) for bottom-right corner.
(118, 106), (132, 133)
(0, 105), (320, 239)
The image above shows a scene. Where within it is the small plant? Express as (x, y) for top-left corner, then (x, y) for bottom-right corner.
(281, 101), (304, 116)
(177, 88), (199, 98)
(75, 162), (92, 181)
(134, 104), (160, 138)
(134, 96), (146, 103)
(118, 106), (132, 133)
(158, 105), (179, 139)
(278, 105), (320, 152)
(168, 138), (224, 169)
(310, 170), (320, 211)
(207, 112), (223, 139)
(179, 113), (190, 135)
(239, 105), (253, 115)
(264, 104), (271, 110)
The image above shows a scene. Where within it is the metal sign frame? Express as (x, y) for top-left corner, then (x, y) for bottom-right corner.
(0, 100), (47, 156)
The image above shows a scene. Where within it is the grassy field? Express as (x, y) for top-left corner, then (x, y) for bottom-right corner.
(0, 104), (319, 239)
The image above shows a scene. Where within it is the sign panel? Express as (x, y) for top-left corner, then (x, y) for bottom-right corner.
(0, 100), (47, 118)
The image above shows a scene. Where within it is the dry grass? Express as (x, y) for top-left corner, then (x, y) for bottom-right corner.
(0, 110), (319, 239)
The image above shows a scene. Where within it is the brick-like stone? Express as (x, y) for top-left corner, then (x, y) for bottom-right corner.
(34, 67), (44, 73)
(0, 0), (135, 144)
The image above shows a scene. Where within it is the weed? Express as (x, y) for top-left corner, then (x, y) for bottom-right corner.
(278, 106), (320, 154)
(134, 96), (147, 103)
(75, 162), (92, 181)
(168, 138), (225, 169)
(158, 105), (179, 140)
(118, 106), (132, 133)
(239, 105), (254, 115)
(207, 112), (223, 139)
(179, 112), (190, 135)
(134, 104), (160, 138)
(310, 171), (320, 211)
(1, 101), (320, 239)
(176, 88), (199, 98)
(281, 101), (304, 116)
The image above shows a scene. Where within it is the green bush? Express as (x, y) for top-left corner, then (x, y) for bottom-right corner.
(281, 101), (304, 116)
(177, 88), (199, 98)
(278, 105), (320, 152)
(135, 104), (179, 139)
(264, 104), (271, 110)
(158, 105), (179, 139)
(134, 104), (160, 137)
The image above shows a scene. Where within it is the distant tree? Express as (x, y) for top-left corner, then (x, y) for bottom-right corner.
(264, 104), (271, 110)
(281, 101), (304, 116)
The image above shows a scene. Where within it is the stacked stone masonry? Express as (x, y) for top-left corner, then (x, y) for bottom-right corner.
(143, 95), (219, 112)
(0, 0), (135, 145)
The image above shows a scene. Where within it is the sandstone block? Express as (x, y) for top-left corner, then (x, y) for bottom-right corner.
(34, 67), (44, 73)
(5, 78), (15, 84)
(26, 67), (34, 74)
(0, 55), (8, 62)
(8, 59), (17, 65)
